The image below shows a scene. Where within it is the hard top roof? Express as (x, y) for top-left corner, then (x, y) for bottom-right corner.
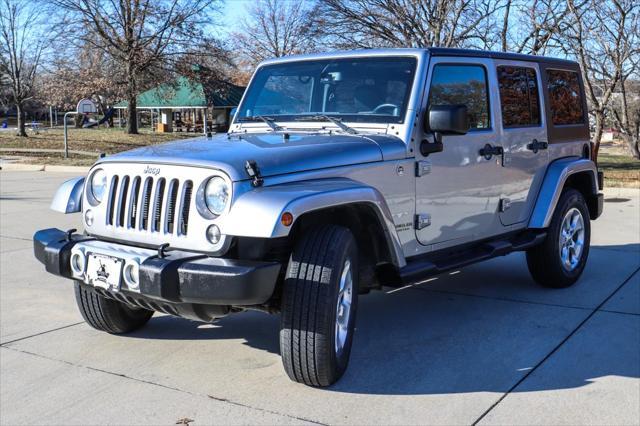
(427, 47), (579, 67)
(260, 47), (579, 69)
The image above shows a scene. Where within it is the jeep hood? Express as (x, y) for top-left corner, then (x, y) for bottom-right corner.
(98, 132), (406, 181)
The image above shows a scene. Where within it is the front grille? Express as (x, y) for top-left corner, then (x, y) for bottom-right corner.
(106, 174), (193, 236)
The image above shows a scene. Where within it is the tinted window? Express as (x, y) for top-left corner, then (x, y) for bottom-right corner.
(546, 69), (585, 125)
(497, 66), (541, 127)
(428, 64), (490, 130)
(237, 57), (417, 124)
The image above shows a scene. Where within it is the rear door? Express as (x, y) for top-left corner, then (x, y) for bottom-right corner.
(494, 61), (549, 225)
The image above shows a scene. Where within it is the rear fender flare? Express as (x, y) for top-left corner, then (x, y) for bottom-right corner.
(529, 157), (598, 228)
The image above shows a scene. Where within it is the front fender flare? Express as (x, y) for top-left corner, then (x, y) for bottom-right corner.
(529, 157), (598, 228)
(219, 178), (406, 267)
(50, 177), (84, 214)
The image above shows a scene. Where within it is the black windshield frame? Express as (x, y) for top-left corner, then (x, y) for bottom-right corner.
(236, 56), (418, 125)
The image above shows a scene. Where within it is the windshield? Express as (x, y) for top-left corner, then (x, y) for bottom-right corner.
(236, 57), (417, 125)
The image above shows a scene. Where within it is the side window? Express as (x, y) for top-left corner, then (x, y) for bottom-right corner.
(428, 64), (490, 130)
(546, 69), (585, 125)
(497, 66), (541, 127)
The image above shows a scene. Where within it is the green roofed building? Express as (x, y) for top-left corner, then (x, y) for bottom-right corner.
(114, 76), (245, 134)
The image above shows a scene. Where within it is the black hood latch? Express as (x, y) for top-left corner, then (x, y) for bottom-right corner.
(245, 160), (264, 187)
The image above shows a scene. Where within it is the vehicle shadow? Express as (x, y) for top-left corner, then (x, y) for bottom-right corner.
(127, 243), (639, 395)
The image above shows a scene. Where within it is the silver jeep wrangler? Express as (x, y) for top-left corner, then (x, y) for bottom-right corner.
(34, 48), (603, 387)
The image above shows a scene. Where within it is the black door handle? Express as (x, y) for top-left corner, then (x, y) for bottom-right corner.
(479, 144), (503, 160)
(527, 139), (548, 153)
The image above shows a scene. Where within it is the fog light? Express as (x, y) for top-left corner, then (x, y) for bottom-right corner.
(85, 209), (94, 226)
(123, 262), (139, 290)
(206, 224), (221, 244)
(70, 252), (86, 275)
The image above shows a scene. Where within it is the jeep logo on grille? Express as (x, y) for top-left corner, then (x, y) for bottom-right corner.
(143, 165), (161, 176)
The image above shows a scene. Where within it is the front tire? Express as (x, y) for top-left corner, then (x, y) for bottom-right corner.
(280, 225), (359, 387)
(526, 188), (591, 288)
(74, 283), (154, 334)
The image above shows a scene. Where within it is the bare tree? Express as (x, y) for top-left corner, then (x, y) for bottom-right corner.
(512, 0), (579, 55)
(611, 75), (640, 159)
(319, 0), (504, 49)
(500, 0), (512, 51)
(564, 0), (639, 161)
(40, 49), (126, 117)
(0, 0), (48, 136)
(231, 0), (322, 79)
(55, 0), (223, 134)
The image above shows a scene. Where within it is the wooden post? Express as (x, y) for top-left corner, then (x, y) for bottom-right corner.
(203, 107), (207, 135)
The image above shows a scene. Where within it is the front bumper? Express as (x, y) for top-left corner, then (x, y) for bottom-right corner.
(33, 228), (281, 308)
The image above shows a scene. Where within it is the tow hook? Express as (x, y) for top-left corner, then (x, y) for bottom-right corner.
(157, 243), (170, 259)
(65, 228), (77, 242)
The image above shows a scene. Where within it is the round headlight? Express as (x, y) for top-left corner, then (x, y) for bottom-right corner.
(90, 169), (107, 203)
(204, 176), (229, 215)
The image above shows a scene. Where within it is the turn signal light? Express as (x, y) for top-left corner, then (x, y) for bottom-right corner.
(281, 212), (293, 227)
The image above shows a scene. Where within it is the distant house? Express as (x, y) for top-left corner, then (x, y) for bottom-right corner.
(114, 76), (245, 133)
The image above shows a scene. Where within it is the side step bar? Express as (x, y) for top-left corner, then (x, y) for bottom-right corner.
(393, 231), (547, 285)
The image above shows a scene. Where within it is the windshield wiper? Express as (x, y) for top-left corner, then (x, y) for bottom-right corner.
(243, 115), (283, 131)
(295, 115), (358, 134)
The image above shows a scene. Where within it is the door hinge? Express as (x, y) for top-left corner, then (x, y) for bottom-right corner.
(500, 198), (511, 212)
(415, 160), (432, 177)
(415, 213), (431, 230)
(502, 151), (511, 166)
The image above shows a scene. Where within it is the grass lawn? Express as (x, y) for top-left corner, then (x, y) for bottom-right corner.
(598, 152), (640, 188)
(0, 126), (199, 166)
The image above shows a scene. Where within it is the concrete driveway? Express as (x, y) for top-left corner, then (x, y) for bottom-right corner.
(1, 171), (638, 425)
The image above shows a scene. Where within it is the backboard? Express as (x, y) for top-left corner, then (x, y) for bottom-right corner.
(77, 98), (98, 114)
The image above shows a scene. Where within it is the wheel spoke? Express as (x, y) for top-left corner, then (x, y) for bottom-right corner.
(335, 259), (353, 356)
(559, 207), (586, 272)
(571, 211), (580, 228)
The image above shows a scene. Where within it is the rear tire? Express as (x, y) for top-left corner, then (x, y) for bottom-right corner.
(74, 283), (154, 334)
(526, 188), (591, 288)
(280, 225), (359, 387)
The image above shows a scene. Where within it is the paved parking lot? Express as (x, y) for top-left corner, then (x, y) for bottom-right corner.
(1, 170), (638, 425)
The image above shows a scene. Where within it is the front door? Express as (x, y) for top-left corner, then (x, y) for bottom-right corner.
(415, 57), (505, 248)
(494, 61), (549, 225)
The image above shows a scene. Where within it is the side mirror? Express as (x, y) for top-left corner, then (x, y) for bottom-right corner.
(425, 104), (469, 135)
(419, 105), (469, 157)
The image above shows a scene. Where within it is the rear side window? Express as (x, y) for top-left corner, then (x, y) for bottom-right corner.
(546, 69), (585, 125)
(428, 64), (490, 130)
(497, 66), (541, 127)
